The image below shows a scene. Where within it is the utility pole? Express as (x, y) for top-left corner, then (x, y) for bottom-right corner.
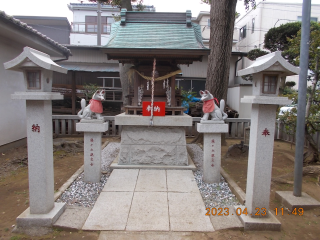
(293, 0), (311, 197)
(97, 2), (102, 46)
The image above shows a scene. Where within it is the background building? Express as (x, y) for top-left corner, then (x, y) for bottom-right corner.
(0, 11), (70, 149)
(13, 16), (71, 44)
(68, 3), (155, 46)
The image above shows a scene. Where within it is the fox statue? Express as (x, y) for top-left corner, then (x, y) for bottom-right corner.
(78, 90), (105, 120)
(199, 90), (228, 121)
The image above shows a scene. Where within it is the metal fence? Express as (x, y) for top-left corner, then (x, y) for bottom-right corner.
(52, 115), (319, 149)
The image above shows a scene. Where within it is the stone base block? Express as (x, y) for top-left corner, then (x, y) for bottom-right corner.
(197, 123), (228, 133)
(119, 126), (188, 166)
(275, 191), (320, 211)
(119, 144), (188, 165)
(234, 206), (281, 231)
(111, 154), (196, 170)
(76, 121), (109, 132)
(16, 203), (66, 228)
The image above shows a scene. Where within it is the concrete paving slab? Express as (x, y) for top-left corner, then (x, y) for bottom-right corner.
(102, 169), (139, 192)
(209, 206), (243, 230)
(168, 192), (214, 232)
(53, 206), (91, 231)
(98, 231), (210, 240)
(275, 191), (320, 211)
(126, 192), (169, 231)
(135, 170), (167, 192)
(166, 170), (199, 193)
(83, 192), (133, 230)
(234, 205), (281, 231)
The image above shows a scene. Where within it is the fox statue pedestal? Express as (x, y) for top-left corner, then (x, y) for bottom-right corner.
(76, 119), (109, 183)
(197, 121), (228, 183)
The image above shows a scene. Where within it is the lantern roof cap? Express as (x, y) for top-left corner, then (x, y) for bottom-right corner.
(237, 51), (300, 77)
(4, 47), (67, 74)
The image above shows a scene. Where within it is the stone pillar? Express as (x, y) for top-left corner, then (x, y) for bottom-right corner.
(197, 122), (228, 183)
(11, 92), (66, 228)
(246, 104), (277, 216)
(26, 100), (54, 214)
(76, 119), (109, 183)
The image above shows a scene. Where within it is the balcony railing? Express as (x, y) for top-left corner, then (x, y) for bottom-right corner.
(71, 22), (111, 34)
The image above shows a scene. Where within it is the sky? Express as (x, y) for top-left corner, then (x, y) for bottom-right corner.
(1, 0), (320, 23)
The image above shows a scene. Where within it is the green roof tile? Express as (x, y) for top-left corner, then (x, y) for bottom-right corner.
(104, 21), (207, 50)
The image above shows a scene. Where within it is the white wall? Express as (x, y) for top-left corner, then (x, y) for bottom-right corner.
(70, 9), (118, 45)
(227, 85), (252, 118)
(0, 37), (27, 146)
(199, 15), (210, 40)
(70, 33), (110, 45)
(239, 86), (252, 118)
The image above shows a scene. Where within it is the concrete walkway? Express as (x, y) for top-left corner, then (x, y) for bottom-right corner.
(82, 169), (214, 232)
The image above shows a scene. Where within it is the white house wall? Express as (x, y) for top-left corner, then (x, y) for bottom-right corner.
(70, 33), (110, 45)
(239, 86), (252, 118)
(199, 15), (210, 40)
(179, 56), (208, 78)
(227, 87), (241, 114)
(70, 9), (118, 45)
(227, 85), (252, 118)
(67, 48), (119, 63)
(0, 37), (27, 146)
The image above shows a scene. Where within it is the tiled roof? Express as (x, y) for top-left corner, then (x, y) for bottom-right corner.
(0, 10), (71, 56)
(105, 21), (207, 50)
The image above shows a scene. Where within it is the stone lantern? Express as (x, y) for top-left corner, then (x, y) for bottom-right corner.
(4, 47), (67, 229)
(236, 51), (299, 230)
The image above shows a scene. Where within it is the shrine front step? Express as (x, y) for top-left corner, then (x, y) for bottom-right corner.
(110, 154), (196, 170)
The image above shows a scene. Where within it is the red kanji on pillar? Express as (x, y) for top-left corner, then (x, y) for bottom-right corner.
(262, 128), (270, 137)
(32, 124), (40, 133)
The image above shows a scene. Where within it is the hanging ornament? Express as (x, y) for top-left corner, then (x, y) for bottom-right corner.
(166, 79), (169, 88)
(147, 81), (149, 90)
(163, 79), (165, 89)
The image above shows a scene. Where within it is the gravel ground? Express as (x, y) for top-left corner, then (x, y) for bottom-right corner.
(188, 144), (240, 208)
(56, 142), (119, 207)
(57, 142), (239, 208)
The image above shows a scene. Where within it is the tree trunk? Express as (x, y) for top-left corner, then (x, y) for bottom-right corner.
(206, 0), (237, 105)
(121, 0), (133, 10)
(305, 56), (318, 118)
(119, 63), (132, 107)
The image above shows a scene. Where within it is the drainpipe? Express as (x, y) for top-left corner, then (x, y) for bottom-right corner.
(97, 2), (102, 46)
(234, 54), (244, 77)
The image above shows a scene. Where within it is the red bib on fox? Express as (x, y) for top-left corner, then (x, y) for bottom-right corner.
(203, 99), (215, 113)
(89, 99), (103, 113)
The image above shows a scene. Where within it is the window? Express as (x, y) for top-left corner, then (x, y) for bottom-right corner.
(239, 25), (247, 41)
(252, 18), (255, 33)
(85, 16), (113, 34)
(207, 18), (210, 27)
(297, 16), (318, 22)
(26, 71), (41, 89)
(262, 75), (277, 94)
